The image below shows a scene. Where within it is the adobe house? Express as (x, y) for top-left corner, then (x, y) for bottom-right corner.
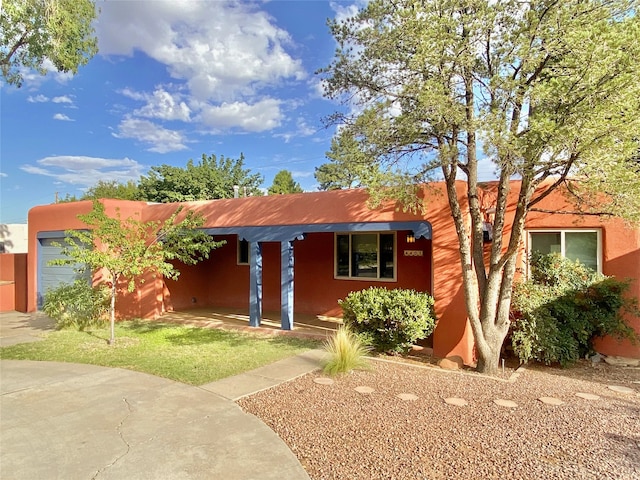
(27, 181), (640, 364)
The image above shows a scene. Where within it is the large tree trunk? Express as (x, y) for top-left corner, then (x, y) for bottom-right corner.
(443, 159), (535, 374)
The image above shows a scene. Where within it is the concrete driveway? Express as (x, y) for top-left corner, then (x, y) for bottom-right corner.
(0, 312), (310, 480)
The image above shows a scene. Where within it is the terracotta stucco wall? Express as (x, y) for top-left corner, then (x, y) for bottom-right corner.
(163, 231), (432, 318)
(27, 199), (152, 318)
(26, 185), (640, 363)
(525, 195), (640, 358)
(0, 253), (27, 312)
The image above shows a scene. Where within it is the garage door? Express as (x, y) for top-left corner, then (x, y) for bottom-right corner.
(38, 237), (89, 307)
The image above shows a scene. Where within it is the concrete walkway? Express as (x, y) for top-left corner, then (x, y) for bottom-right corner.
(0, 311), (55, 347)
(0, 312), (325, 479)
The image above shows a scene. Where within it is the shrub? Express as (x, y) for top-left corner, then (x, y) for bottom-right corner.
(323, 326), (370, 376)
(510, 253), (637, 366)
(43, 281), (110, 330)
(339, 287), (436, 353)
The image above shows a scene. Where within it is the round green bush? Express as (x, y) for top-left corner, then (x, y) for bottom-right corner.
(339, 287), (436, 353)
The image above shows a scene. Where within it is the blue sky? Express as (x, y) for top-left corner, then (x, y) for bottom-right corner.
(1, 0), (498, 224)
(1, 0), (373, 223)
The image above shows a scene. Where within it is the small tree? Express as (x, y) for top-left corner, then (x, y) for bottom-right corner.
(1, 0), (98, 87)
(53, 201), (222, 345)
(268, 170), (303, 195)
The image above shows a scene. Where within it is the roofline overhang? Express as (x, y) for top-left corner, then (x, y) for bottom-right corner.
(202, 221), (431, 243)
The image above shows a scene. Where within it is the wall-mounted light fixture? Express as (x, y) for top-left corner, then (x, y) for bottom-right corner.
(406, 233), (416, 244)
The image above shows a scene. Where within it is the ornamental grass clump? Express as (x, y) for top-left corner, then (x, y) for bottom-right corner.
(323, 326), (371, 376)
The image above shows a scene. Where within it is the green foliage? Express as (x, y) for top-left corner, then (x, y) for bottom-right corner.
(315, 134), (373, 190)
(511, 253), (638, 366)
(58, 180), (141, 202)
(339, 287), (436, 353)
(323, 326), (370, 376)
(42, 280), (109, 331)
(321, 0), (640, 221)
(321, 0), (640, 374)
(268, 170), (303, 195)
(1, 0), (98, 87)
(138, 153), (263, 202)
(53, 200), (222, 344)
(81, 180), (140, 201)
(0, 320), (319, 385)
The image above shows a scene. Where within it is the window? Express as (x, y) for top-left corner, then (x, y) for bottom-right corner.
(528, 230), (601, 272)
(238, 238), (249, 265)
(335, 232), (395, 280)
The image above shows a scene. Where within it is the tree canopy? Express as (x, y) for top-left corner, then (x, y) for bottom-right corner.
(55, 201), (222, 345)
(137, 153), (264, 202)
(321, 0), (640, 373)
(56, 180), (140, 203)
(268, 170), (303, 195)
(315, 134), (372, 190)
(0, 0), (98, 87)
(81, 180), (140, 201)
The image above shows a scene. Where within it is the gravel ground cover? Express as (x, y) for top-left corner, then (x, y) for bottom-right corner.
(238, 359), (640, 480)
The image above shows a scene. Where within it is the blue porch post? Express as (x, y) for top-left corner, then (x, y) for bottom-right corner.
(249, 241), (263, 327)
(281, 240), (294, 330)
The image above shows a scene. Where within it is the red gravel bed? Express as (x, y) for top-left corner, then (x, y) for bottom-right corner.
(238, 360), (640, 480)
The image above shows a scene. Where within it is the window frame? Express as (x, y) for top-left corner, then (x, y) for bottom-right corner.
(334, 231), (397, 282)
(526, 229), (602, 274)
(237, 238), (249, 266)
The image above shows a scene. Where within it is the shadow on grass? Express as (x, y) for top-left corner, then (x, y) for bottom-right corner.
(120, 320), (321, 349)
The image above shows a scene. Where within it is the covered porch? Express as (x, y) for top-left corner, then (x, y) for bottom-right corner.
(201, 220), (432, 333)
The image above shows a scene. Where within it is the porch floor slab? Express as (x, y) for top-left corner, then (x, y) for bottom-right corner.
(158, 307), (342, 340)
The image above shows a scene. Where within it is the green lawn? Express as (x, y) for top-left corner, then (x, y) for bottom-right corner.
(0, 321), (320, 385)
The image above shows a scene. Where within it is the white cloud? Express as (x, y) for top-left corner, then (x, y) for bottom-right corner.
(0, 172), (7, 178)
(113, 117), (188, 153)
(97, 2), (305, 103)
(18, 59), (74, 89)
(291, 170), (313, 179)
(28, 94), (75, 106)
(52, 95), (73, 104)
(121, 87), (191, 122)
(119, 87), (146, 102)
(53, 113), (74, 121)
(330, 1), (368, 24)
(28, 94), (49, 103)
(20, 156), (145, 186)
(198, 98), (282, 132)
(97, 0), (308, 134)
(274, 117), (317, 143)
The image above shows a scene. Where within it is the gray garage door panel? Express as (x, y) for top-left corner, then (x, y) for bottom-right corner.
(38, 237), (90, 307)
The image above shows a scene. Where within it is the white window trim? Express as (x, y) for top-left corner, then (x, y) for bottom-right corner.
(334, 232), (397, 282)
(526, 229), (602, 274)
